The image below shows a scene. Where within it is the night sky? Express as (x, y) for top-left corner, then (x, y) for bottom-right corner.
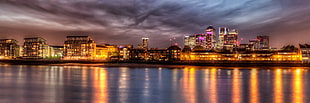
(1, 0), (310, 48)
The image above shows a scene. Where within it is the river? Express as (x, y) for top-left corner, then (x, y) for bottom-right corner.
(0, 64), (309, 103)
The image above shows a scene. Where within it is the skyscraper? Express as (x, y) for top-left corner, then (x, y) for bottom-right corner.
(205, 25), (217, 49)
(184, 35), (196, 49)
(257, 36), (269, 49)
(141, 37), (149, 49)
(224, 29), (238, 48)
(218, 27), (229, 49)
(184, 26), (217, 50)
(195, 34), (207, 48)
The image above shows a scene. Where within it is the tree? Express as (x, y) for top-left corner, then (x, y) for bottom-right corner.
(281, 45), (298, 52)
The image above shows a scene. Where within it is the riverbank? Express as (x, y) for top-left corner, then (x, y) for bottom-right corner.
(0, 59), (308, 67)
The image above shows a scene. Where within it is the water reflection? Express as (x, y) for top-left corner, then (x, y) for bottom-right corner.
(209, 68), (218, 103)
(118, 67), (129, 103)
(293, 68), (304, 103)
(93, 67), (108, 103)
(274, 69), (283, 103)
(232, 69), (242, 103)
(182, 68), (196, 103)
(250, 69), (260, 103)
(0, 65), (309, 103)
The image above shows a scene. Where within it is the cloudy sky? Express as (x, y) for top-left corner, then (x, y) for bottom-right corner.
(0, 0), (310, 48)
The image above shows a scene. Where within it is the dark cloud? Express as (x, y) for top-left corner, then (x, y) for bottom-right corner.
(0, 0), (310, 48)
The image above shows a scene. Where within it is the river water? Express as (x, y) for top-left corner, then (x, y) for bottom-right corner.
(0, 64), (309, 103)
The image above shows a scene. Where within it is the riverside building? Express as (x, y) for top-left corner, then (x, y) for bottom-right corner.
(22, 37), (49, 59)
(0, 39), (20, 59)
(63, 36), (96, 60)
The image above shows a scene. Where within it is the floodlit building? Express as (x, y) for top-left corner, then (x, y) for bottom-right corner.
(96, 44), (119, 60)
(0, 39), (20, 59)
(23, 37), (49, 59)
(63, 36), (96, 60)
(181, 46), (221, 61)
(271, 51), (301, 61)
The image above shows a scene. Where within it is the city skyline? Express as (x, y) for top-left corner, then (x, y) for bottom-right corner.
(1, 1), (310, 48)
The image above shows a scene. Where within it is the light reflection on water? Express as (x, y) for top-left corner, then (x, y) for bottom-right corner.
(0, 65), (309, 103)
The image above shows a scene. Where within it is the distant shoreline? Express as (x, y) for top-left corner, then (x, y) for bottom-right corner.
(0, 59), (308, 67)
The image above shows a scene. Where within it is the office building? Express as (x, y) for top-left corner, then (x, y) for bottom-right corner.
(184, 26), (217, 50)
(184, 35), (196, 49)
(224, 29), (238, 49)
(205, 25), (217, 49)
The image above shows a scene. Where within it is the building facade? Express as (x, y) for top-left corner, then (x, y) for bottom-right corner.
(119, 45), (133, 60)
(0, 39), (20, 59)
(205, 25), (217, 50)
(96, 44), (119, 60)
(224, 29), (238, 49)
(167, 45), (181, 61)
(218, 27), (229, 49)
(63, 36), (96, 60)
(184, 35), (196, 49)
(299, 44), (310, 63)
(23, 37), (49, 59)
(138, 37), (149, 49)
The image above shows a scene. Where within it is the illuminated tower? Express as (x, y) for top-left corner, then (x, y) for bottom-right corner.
(205, 25), (217, 49)
(184, 35), (196, 49)
(218, 27), (229, 49)
(141, 37), (149, 49)
(224, 29), (238, 49)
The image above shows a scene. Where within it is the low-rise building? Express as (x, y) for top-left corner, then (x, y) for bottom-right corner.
(119, 45), (133, 60)
(96, 44), (119, 60)
(148, 48), (167, 61)
(299, 44), (310, 63)
(167, 45), (181, 61)
(23, 37), (49, 59)
(63, 36), (96, 60)
(0, 39), (20, 59)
